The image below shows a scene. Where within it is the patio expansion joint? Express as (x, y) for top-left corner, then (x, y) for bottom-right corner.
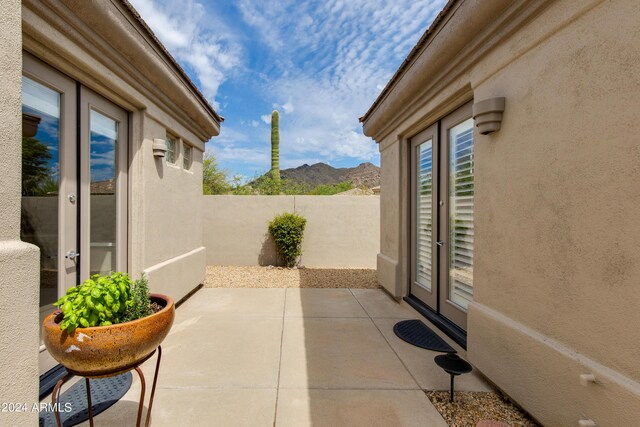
(273, 285), (287, 427)
(348, 288), (375, 318)
(276, 386), (423, 391)
(155, 385), (278, 390)
(349, 288), (423, 391)
(284, 315), (371, 319)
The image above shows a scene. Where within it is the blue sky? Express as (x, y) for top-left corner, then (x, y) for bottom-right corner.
(129, 0), (446, 180)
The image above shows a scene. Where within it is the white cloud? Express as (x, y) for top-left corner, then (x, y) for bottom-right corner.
(282, 101), (295, 114)
(214, 126), (248, 148)
(273, 100), (295, 115)
(129, 0), (241, 110)
(208, 145), (269, 166)
(133, 0), (446, 173)
(207, 125), (271, 173)
(237, 0), (446, 165)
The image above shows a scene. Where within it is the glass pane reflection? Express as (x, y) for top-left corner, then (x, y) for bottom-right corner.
(21, 76), (61, 313)
(89, 110), (118, 275)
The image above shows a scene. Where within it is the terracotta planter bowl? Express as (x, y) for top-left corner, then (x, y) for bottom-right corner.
(43, 294), (174, 377)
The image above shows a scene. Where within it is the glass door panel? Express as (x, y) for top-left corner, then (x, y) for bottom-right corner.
(448, 118), (474, 310)
(21, 76), (61, 317)
(22, 53), (77, 356)
(416, 140), (434, 291)
(410, 124), (438, 309)
(89, 110), (118, 275)
(439, 103), (474, 330)
(80, 88), (128, 281)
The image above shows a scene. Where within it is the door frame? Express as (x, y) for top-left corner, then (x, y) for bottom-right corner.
(409, 122), (439, 310)
(438, 101), (473, 330)
(24, 54), (130, 376)
(79, 87), (129, 281)
(23, 53), (78, 298)
(408, 101), (474, 332)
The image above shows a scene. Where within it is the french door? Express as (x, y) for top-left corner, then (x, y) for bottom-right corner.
(410, 102), (474, 330)
(21, 54), (128, 365)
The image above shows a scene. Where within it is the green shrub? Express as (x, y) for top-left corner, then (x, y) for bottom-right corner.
(268, 212), (307, 267)
(308, 181), (353, 195)
(55, 272), (133, 333)
(124, 274), (152, 322)
(203, 152), (232, 195)
(235, 175), (311, 195)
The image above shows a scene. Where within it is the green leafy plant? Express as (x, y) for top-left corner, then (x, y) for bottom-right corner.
(55, 272), (133, 333)
(203, 152), (232, 195)
(124, 274), (152, 322)
(268, 212), (306, 268)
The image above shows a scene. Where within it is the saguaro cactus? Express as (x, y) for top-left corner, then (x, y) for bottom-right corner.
(270, 110), (280, 181)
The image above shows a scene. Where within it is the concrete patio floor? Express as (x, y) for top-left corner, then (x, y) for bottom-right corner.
(77, 288), (491, 426)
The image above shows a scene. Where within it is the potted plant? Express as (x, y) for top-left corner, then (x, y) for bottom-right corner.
(43, 272), (174, 376)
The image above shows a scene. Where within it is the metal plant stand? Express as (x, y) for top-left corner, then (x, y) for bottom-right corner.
(51, 346), (162, 427)
(434, 353), (472, 402)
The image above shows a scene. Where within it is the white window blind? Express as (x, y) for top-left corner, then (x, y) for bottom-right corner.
(416, 140), (433, 291)
(449, 119), (474, 309)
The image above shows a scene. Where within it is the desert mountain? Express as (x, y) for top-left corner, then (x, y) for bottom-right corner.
(280, 162), (380, 189)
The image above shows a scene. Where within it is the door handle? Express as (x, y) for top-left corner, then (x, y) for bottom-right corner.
(65, 250), (80, 261)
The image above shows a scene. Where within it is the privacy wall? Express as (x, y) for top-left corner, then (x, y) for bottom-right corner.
(203, 196), (380, 268)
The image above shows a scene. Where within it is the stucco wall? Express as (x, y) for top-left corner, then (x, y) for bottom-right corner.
(21, 0), (219, 307)
(203, 196), (380, 268)
(17, 0), (219, 385)
(0, 0), (40, 425)
(140, 115), (206, 300)
(468, 1), (640, 424)
(364, 0), (640, 425)
(0, 1), (22, 242)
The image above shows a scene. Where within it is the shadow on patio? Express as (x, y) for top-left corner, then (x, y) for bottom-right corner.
(63, 274), (491, 426)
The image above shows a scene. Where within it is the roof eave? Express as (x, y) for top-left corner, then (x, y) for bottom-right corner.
(360, 0), (518, 141)
(119, 0), (223, 126)
(359, 0), (458, 127)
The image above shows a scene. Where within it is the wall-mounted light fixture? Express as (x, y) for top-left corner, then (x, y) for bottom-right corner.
(152, 138), (168, 158)
(472, 97), (505, 135)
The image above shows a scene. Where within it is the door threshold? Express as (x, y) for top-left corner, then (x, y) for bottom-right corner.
(404, 295), (467, 349)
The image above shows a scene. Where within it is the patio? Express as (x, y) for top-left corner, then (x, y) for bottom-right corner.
(71, 287), (491, 426)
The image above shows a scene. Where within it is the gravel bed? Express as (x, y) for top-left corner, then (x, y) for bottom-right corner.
(205, 265), (381, 289)
(425, 391), (539, 427)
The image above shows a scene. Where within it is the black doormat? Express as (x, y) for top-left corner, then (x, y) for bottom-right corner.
(39, 372), (132, 427)
(393, 319), (456, 353)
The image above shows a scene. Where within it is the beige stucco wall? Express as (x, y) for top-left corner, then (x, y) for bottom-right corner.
(203, 196), (380, 268)
(139, 115), (207, 300)
(21, 0), (219, 308)
(0, 0), (40, 425)
(364, 0), (640, 425)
